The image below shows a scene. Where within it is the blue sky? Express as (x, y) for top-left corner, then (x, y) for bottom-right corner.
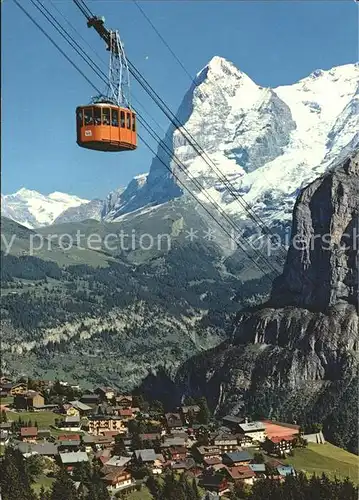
(2, 1), (358, 199)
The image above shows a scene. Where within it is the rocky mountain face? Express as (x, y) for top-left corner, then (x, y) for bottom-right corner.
(53, 199), (103, 225)
(105, 59), (359, 231)
(174, 151), (359, 453)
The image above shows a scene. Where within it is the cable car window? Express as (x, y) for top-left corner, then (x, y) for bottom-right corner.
(102, 108), (110, 126)
(84, 107), (93, 125)
(120, 111), (125, 128)
(77, 109), (83, 127)
(94, 107), (101, 126)
(132, 114), (136, 132)
(126, 113), (131, 130)
(112, 109), (119, 127)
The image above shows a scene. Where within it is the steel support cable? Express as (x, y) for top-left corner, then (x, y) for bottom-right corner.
(14, 0), (275, 281)
(14, 0), (350, 345)
(61, 1), (359, 338)
(74, 1), (291, 271)
(49, 0), (106, 70)
(76, 0), (291, 259)
(28, 0), (281, 278)
(35, 0), (171, 148)
(131, 1), (290, 259)
(132, 0), (193, 83)
(29, 0), (109, 88)
(127, 61), (288, 263)
(124, 7), (292, 263)
(73, 0), (92, 19)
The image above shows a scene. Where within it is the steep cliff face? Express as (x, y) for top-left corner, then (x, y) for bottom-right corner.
(176, 151), (359, 452)
(271, 153), (359, 311)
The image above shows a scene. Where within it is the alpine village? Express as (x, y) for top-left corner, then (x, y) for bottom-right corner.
(0, 377), (357, 499)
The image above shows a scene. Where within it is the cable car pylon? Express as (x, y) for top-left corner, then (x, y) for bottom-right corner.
(74, 2), (137, 152)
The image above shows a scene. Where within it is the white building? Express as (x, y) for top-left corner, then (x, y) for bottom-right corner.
(238, 421), (266, 443)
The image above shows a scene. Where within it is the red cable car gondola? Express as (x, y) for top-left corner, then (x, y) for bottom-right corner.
(76, 16), (137, 152)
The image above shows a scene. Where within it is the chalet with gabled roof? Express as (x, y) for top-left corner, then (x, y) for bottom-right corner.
(222, 450), (253, 466)
(20, 427), (38, 443)
(263, 435), (296, 457)
(115, 395), (133, 408)
(199, 473), (230, 496)
(95, 387), (116, 402)
(14, 391), (44, 410)
(164, 412), (183, 430)
(212, 432), (239, 453)
(223, 465), (256, 485)
(101, 466), (134, 492)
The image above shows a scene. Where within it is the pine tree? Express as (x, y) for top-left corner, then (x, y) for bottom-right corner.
(146, 474), (162, 499)
(340, 477), (359, 500)
(192, 478), (201, 500)
(38, 487), (51, 500)
(197, 396), (210, 424)
(50, 468), (78, 500)
(0, 448), (35, 500)
(113, 435), (126, 456)
(253, 452), (265, 463)
(183, 479), (199, 500)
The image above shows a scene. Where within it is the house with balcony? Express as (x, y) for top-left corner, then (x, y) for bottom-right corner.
(167, 445), (187, 462)
(164, 413), (183, 431)
(95, 387), (116, 402)
(199, 473), (230, 497)
(57, 434), (81, 452)
(59, 415), (81, 432)
(88, 415), (126, 435)
(6, 382), (27, 396)
(20, 427), (38, 443)
(115, 395), (133, 408)
(212, 433), (240, 453)
(195, 445), (222, 464)
(223, 465), (256, 486)
(263, 435), (296, 457)
(101, 466), (134, 493)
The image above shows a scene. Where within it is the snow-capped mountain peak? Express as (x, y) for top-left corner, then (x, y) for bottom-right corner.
(104, 58), (359, 229)
(47, 191), (86, 204)
(2, 59), (358, 233)
(2, 188), (89, 228)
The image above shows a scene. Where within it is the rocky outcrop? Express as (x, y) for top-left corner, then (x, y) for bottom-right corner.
(271, 153), (358, 311)
(53, 199), (103, 224)
(176, 151), (359, 452)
